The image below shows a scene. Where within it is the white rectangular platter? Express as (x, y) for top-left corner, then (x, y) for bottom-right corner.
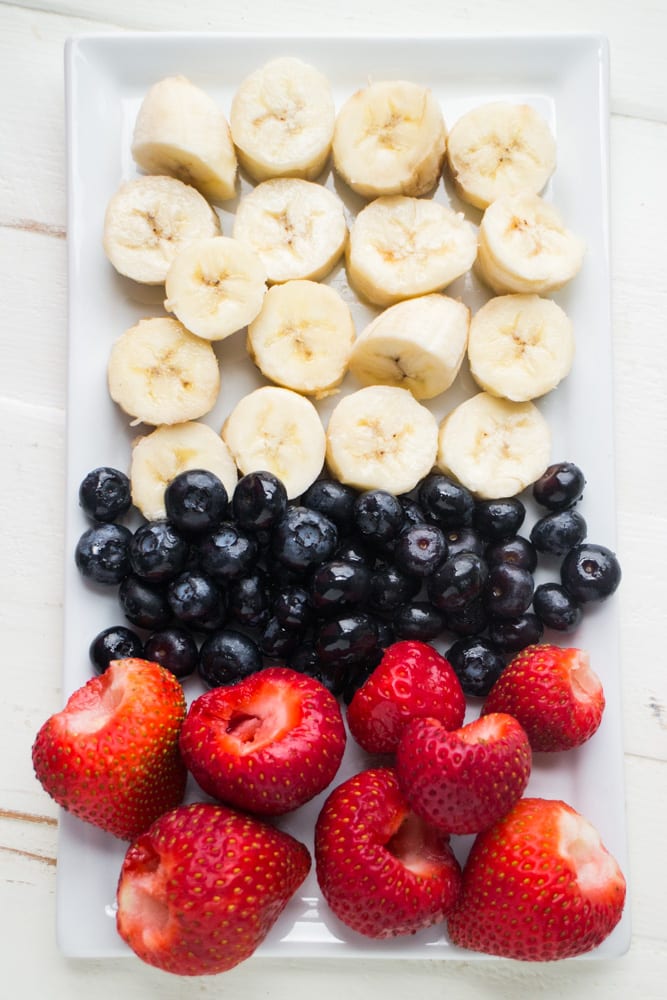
(61, 32), (630, 961)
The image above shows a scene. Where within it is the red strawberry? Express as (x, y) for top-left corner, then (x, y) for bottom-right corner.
(346, 640), (465, 753)
(116, 800), (311, 975)
(179, 666), (346, 815)
(395, 712), (531, 834)
(447, 797), (626, 960)
(481, 643), (605, 752)
(31, 658), (187, 840)
(315, 767), (462, 939)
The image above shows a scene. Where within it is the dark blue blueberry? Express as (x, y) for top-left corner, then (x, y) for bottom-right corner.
(315, 613), (378, 667)
(473, 497), (526, 540)
(78, 467), (132, 523)
(301, 479), (358, 533)
(259, 616), (301, 659)
(353, 490), (405, 545)
(533, 582), (583, 632)
(197, 522), (258, 583)
(394, 602), (445, 641)
(393, 523), (447, 576)
(118, 575), (172, 630)
(164, 469), (229, 536)
(533, 462), (586, 511)
(167, 570), (226, 631)
(399, 496), (427, 531)
(128, 519), (189, 582)
(335, 539), (374, 566)
(418, 473), (475, 529)
(446, 636), (506, 698)
(75, 522), (132, 585)
(486, 535), (537, 573)
(288, 639), (321, 676)
(228, 570), (272, 628)
(444, 598), (489, 637)
(144, 626), (198, 679)
(273, 585), (314, 629)
(488, 612), (544, 653)
(368, 562), (420, 616)
(310, 560), (371, 614)
(89, 625), (143, 674)
(427, 551), (488, 611)
(443, 527), (485, 559)
(560, 543), (622, 603)
(231, 470), (288, 532)
(530, 509), (587, 556)
(484, 563), (534, 619)
(271, 506), (338, 572)
(198, 629), (263, 687)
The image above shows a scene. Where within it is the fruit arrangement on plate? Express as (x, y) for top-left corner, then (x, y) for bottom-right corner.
(36, 54), (626, 974)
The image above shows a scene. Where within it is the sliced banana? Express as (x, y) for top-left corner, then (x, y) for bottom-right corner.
(476, 192), (585, 295)
(102, 175), (221, 285)
(436, 391), (551, 499)
(229, 57), (335, 182)
(130, 421), (238, 520)
(221, 386), (326, 499)
(107, 316), (220, 427)
(332, 79), (447, 199)
(349, 293), (469, 400)
(346, 195), (477, 307)
(131, 75), (238, 204)
(468, 293), (574, 402)
(232, 178), (347, 284)
(446, 101), (556, 210)
(247, 280), (355, 399)
(325, 385), (438, 494)
(164, 236), (267, 341)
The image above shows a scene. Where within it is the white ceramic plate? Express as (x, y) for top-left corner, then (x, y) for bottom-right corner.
(61, 32), (630, 960)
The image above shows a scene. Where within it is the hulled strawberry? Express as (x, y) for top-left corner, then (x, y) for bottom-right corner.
(481, 643), (605, 752)
(116, 801), (311, 975)
(447, 797), (626, 960)
(346, 640), (465, 754)
(31, 658), (187, 840)
(315, 767), (462, 939)
(179, 666), (346, 815)
(395, 713), (531, 834)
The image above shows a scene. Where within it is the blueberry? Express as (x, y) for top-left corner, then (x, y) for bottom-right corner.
(533, 462), (586, 511)
(89, 625), (143, 674)
(231, 470), (288, 532)
(473, 497), (526, 540)
(484, 563), (534, 619)
(301, 480), (357, 533)
(560, 543), (622, 603)
(273, 584), (314, 629)
(128, 519), (189, 582)
(310, 560), (371, 614)
(485, 535), (537, 573)
(375, 619), (396, 649)
(418, 473), (475, 528)
(75, 523), (132, 585)
(533, 582), (583, 632)
(368, 562), (420, 616)
(288, 640), (321, 676)
(399, 496), (427, 531)
(118, 575), (173, 630)
(144, 626), (198, 679)
(228, 570), (272, 628)
(167, 570), (227, 631)
(393, 523), (447, 577)
(530, 509), (587, 556)
(259, 616), (301, 659)
(198, 629), (263, 687)
(79, 467), (131, 523)
(443, 527), (485, 559)
(353, 490), (405, 545)
(315, 613), (378, 667)
(164, 469), (229, 536)
(335, 539), (374, 566)
(488, 612), (544, 653)
(427, 551), (488, 612)
(394, 602), (445, 641)
(444, 598), (489, 637)
(197, 522), (258, 583)
(271, 506), (338, 572)
(446, 636), (506, 698)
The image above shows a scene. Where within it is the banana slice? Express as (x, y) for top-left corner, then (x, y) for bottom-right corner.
(325, 385), (438, 494)
(446, 102), (556, 209)
(436, 391), (551, 499)
(476, 192), (585, 295)
(107, 316), (221, 426)
(468, 293), (574, 402)
(102, 175), (221, 285)
(131, 75), (238, 205)
(221, 386), (326, 499)
(229, 57), (335, 182)
(130, 421), (238, 520)
(232, 178), (347, 283)
(346, 195), (477, 307)
(332, 79), (447, 199)
(349, 293), (469, 400)
(247, 280), (355, 399)
(164, 236), (267, 341)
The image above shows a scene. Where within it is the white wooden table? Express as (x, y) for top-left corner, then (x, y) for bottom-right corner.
(2, 1), (665, 996)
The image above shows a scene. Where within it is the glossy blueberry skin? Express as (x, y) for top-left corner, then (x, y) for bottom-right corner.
(394, 601), (445, 641)
(271, 506), (338, 572)
(533, 582), (583, 632)
(560, 543), (622, 603)
(418, 473), (475, 529)
(310, 560), (371, 614)
(315, 613), (378, 667)
(444, 598), (489, 637)
(259, 616), (301, 659)
(443, 527), (485, 559)
(128, 519), (189, 582)
(164, 469), (228, 537)
(530, 509), (587, 556)
(273, 585), (314, 630)
(488, 612), (544, 653)
(198, 629), (263, 687)
(484, 563), (535, 618)
(353, 490), (405, 545)
(167, 570), (226, 631)
(473, 497), (526, 541)
(79, 467), (132, 523)
(118, 575), (173, 630)
(427, 551), (489, 612)
(89, 625), (144, 674)
(75, 523), (132, 585)
(533, 462), (586, 511)
(301, 480), (358, 533)
(485, 535), (537, 573)
(368, 563), (420, 616)
(393, 523), (447, 577)
(335, 539), (374, 567)
(144, 626), (199, 679)
(231, 470), (288, 532)
(228, 570), (272, 628)
(399, 496), (427, 531)
(446, 636), (506, 698)
(197, 522), (258, 583)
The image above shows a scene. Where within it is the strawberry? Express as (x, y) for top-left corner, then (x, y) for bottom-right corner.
(31, 658), (187, 840)
(346, 640), (465, 753)
(179, 666), (346, 816)
(314, 767), (462, 939)
(395, 712), (531, 834)
(116, 800), (311, 975)
(447, 797), (626, 960)
(481, 643), (605, 752)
